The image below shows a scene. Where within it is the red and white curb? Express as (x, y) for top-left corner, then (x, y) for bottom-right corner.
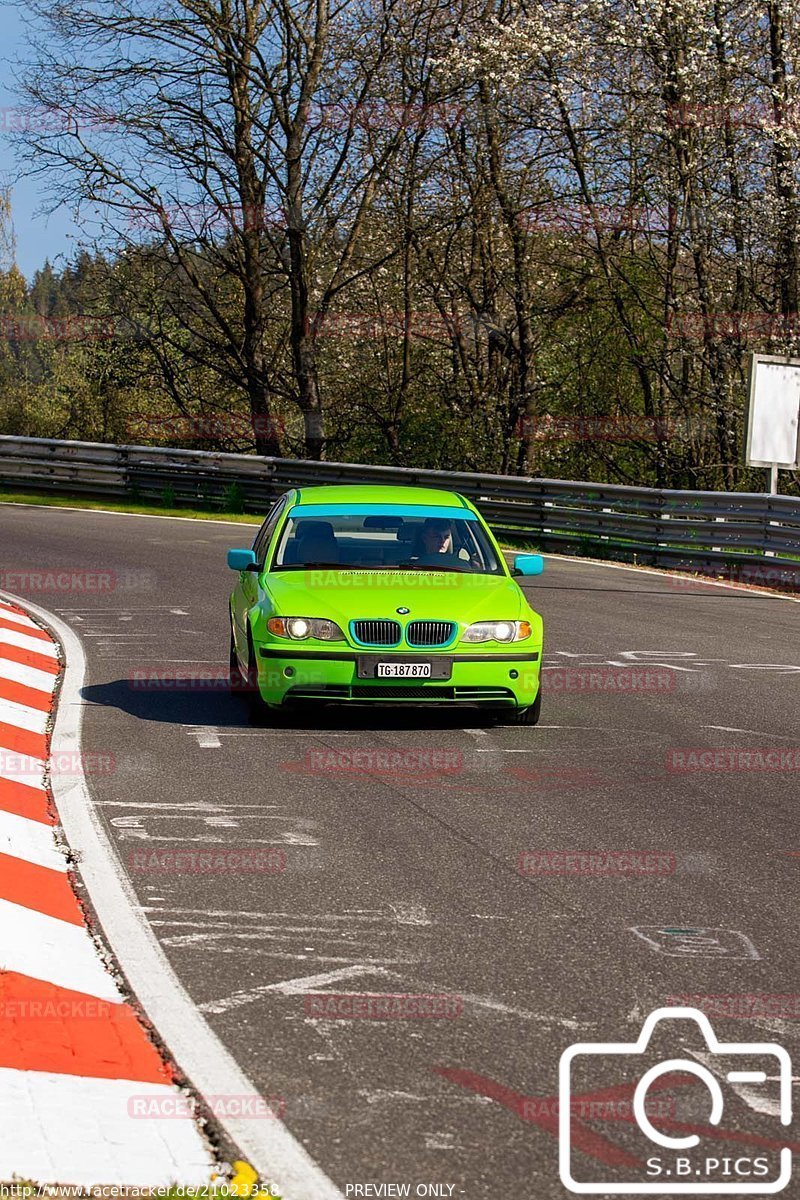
(0, 593), (344, 1199)
(0, 596), (214, 1186)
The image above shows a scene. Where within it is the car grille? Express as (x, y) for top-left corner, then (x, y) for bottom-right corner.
(406, 620), (456, 647)
(352, 619), (401, 646)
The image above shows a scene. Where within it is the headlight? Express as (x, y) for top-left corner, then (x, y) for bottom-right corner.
(267, 616), (346, 641)
(461, 620), (532, 643)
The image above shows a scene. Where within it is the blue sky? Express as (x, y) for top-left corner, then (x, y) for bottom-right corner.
(0, 0), (84, 280)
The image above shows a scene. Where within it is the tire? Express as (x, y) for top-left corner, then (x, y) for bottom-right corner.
(513, 685), (542, 726)
(229, 624), (247, 694)
(245, 628), (272, 725)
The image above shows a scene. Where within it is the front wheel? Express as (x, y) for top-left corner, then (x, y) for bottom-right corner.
(229, 625), (247, 694)
(245, 629), (273, 725)
(512, 686), (542, 726)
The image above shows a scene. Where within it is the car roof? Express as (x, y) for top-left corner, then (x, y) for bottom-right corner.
(293, 484), (473, 509)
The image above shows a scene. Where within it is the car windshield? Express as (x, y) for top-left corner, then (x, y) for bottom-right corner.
(272, 511), (504, 574)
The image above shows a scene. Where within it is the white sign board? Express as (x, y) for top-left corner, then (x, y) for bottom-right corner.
(746, 354), (800, 468)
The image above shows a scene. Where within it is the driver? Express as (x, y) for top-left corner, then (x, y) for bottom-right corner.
(420, 518), (453, 556)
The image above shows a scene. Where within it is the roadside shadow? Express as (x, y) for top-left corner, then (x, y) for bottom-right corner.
(80, 678), (485, 732)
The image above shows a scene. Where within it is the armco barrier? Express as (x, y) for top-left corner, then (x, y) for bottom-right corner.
(0, 435), (798, 590)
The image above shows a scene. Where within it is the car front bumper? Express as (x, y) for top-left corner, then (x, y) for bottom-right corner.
(255, 646), (542, 708)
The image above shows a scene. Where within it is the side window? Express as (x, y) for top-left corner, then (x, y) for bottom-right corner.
(253, 496), (288, 566)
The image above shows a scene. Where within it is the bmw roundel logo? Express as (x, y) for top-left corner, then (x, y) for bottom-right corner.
(396, 607), (410, 615)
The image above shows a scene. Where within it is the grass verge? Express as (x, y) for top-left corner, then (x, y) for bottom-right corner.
(0, 488), (262, 524)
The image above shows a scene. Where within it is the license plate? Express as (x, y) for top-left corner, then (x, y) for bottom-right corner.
(356, 656), (452, 681)
(376, 662), (431, 678)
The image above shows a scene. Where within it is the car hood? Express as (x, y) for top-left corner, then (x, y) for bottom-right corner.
(263, 569), (528, 626)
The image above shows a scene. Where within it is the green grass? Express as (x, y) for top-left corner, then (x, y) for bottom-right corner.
(0, 488), (262, 524)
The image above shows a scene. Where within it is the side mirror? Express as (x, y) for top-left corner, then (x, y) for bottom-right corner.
(513, 553), (545, 577)
(227, 548), (258, 572)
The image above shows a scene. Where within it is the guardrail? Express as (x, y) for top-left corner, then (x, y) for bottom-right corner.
(0, 434), (798, 591)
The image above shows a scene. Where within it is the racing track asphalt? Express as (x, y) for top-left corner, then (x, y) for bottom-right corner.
(2, 500), (799, 1198)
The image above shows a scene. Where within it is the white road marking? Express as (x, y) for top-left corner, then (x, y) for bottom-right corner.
(83, 633), (160, 638)
(9, 593), (345, 1200)
(95, 801), (268, 810)
(0, 1071), (212, 1187)
(200, 965), (386, 1014)
(203, 962), (590, 1028)
(188, 727), (222, 749)
(360, 1089), (428, 1104)
(0, 809), (66, 871)
(703, 724), (797, 738)
(456, 990), (587, 1025)
(630, 926), (761, 960)
(424, 1133), (459, 1150)
(0, 898), (122, 999)
(389, 903), (431, 926)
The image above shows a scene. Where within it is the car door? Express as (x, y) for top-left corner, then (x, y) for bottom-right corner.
(231, 494), (290, 661)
